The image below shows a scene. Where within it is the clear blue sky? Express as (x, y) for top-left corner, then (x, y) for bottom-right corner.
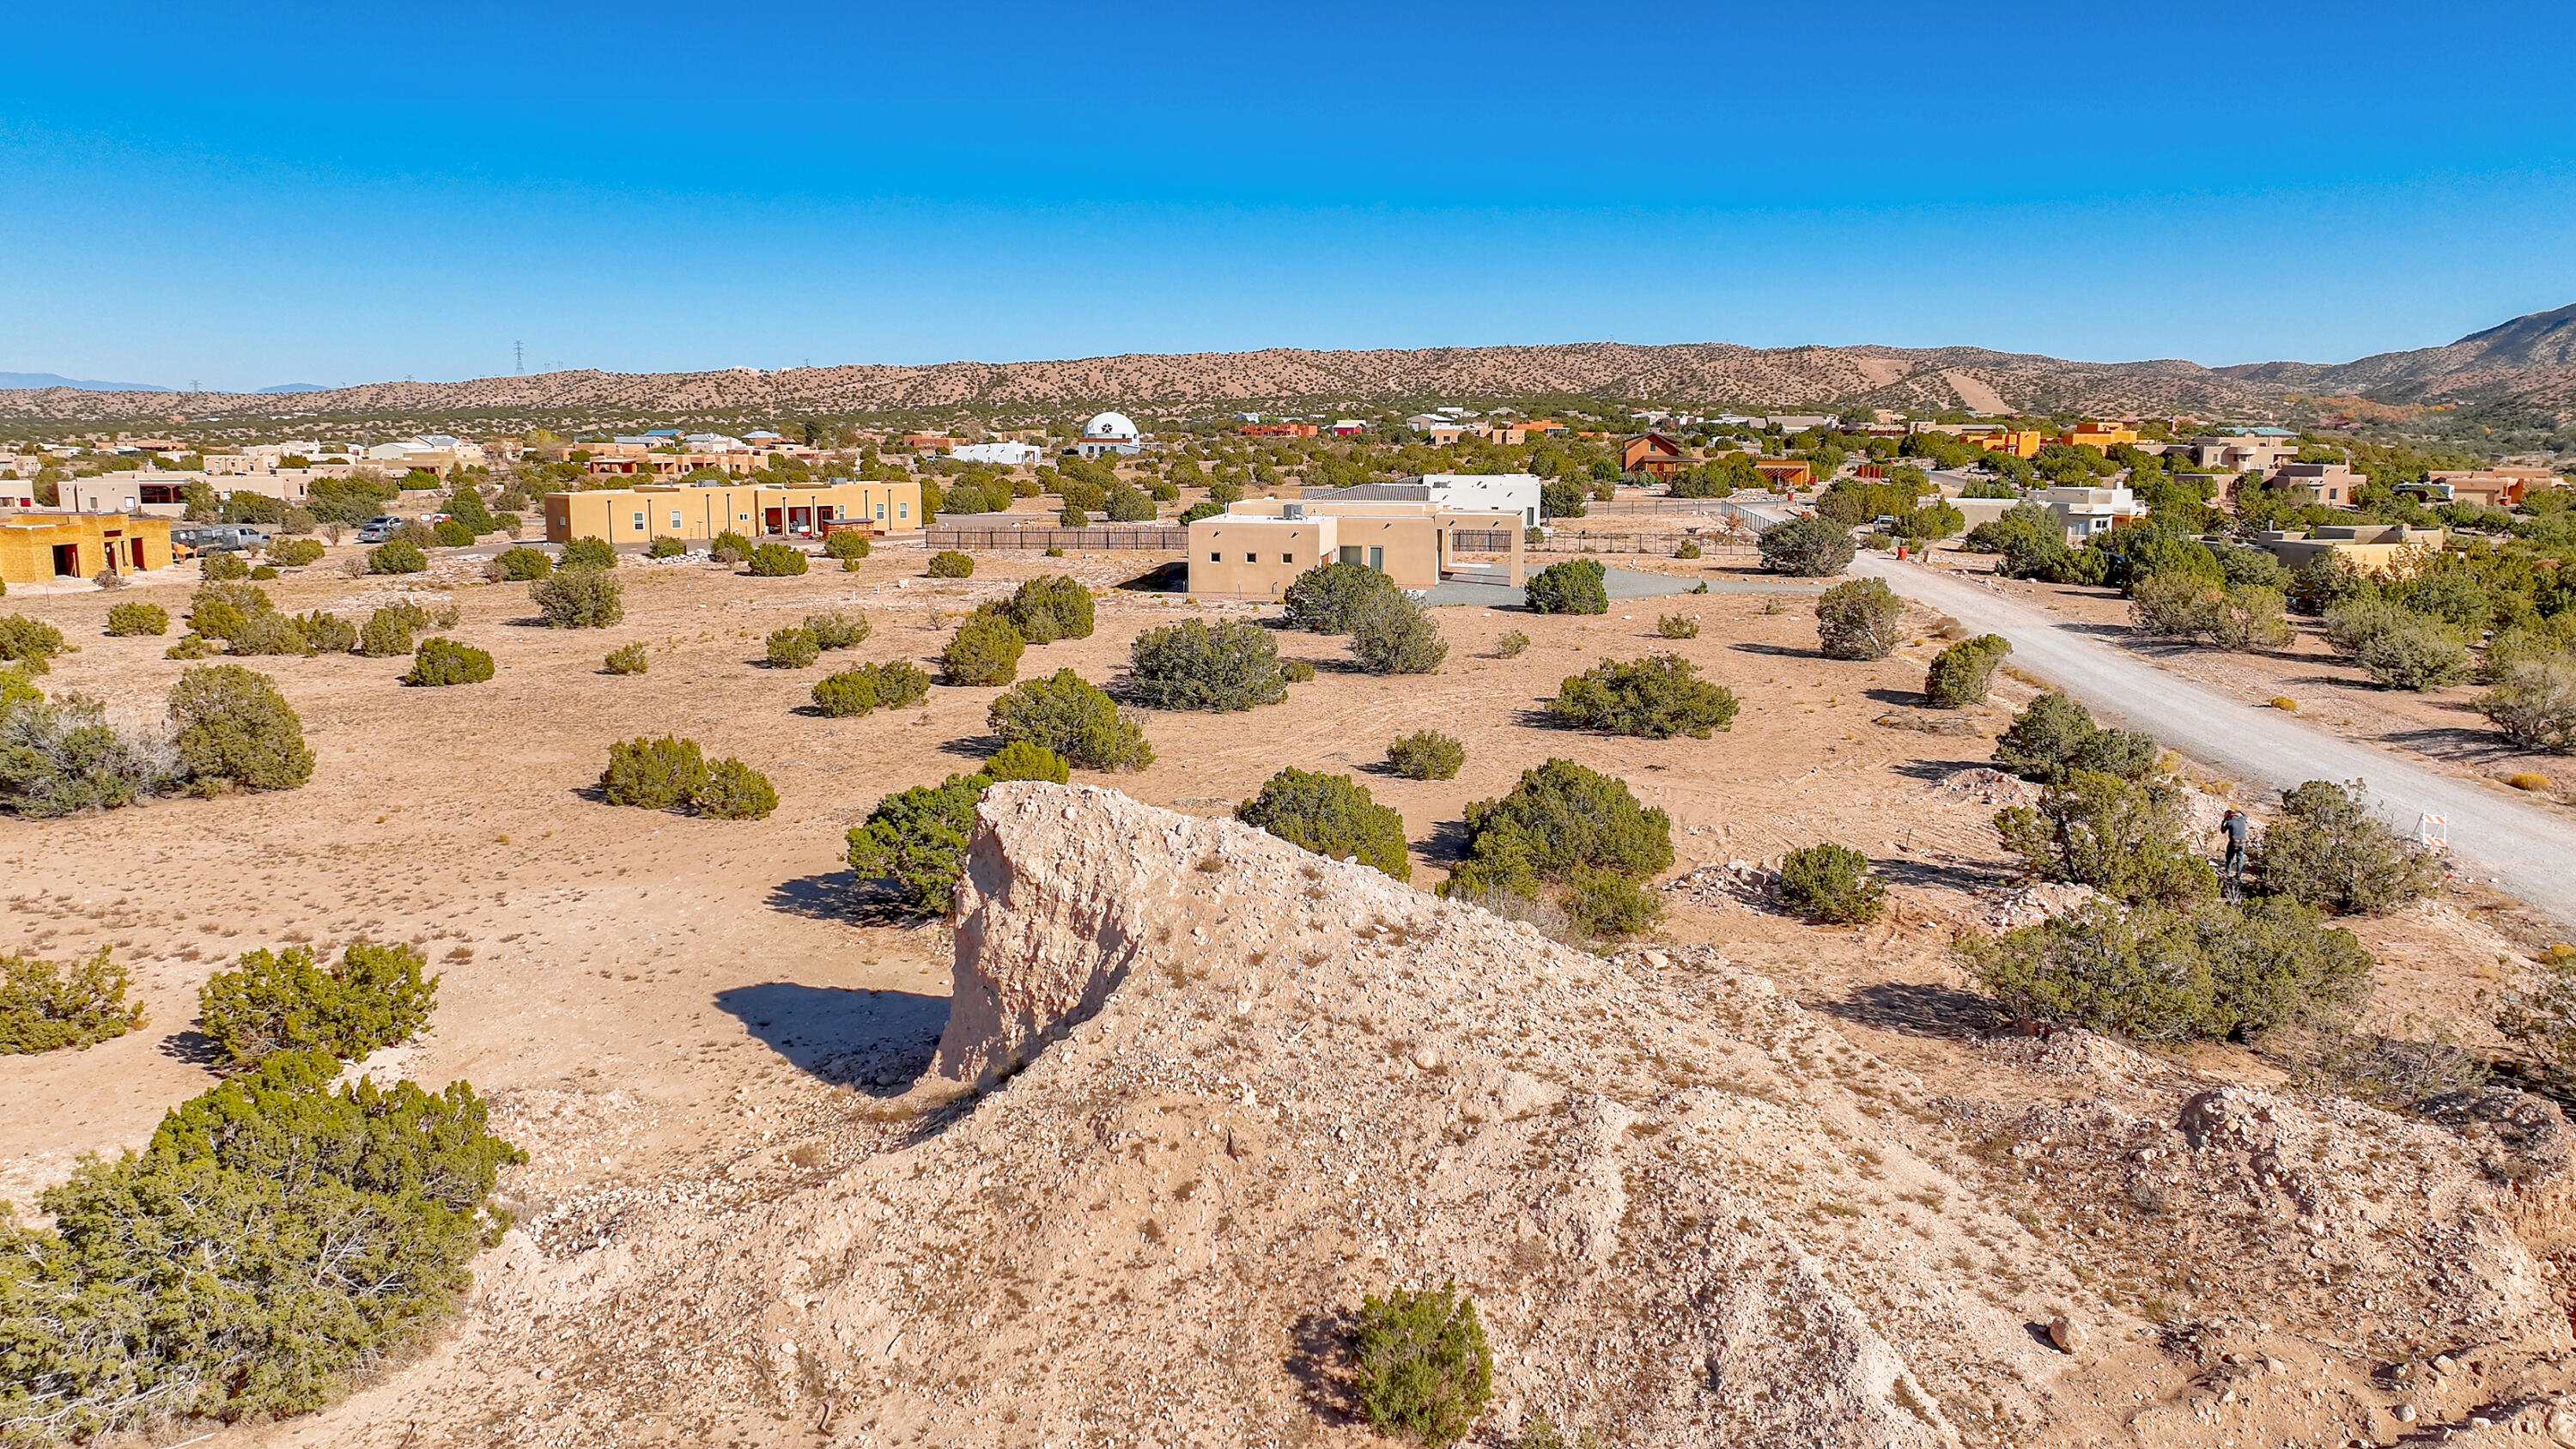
(5, 0), (2572, 391)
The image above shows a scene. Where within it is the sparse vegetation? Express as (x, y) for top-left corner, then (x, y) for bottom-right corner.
(927, 551), (975, 578)
(1280, 659), (1317, 682)
(2129, 575), (2293, 650)
(1546, 654), (1738, 738)
(1996, 770), (2217, 907)
(1129, 618), (1287, 711)
(1814, 577), (1902, 660)
(1522, 558), (1607, 615)
(812, 661), (931, 718)
(1778, 842), (1886, 923)
(1494, 629), (1530, 658)
(646, 535), (686, 558)
(0, 694), (173, 815)
(1350, 1283), (1494, 1448)
(942, 610), (1026, 685)
(2482, 659), (2576, 752)
(692, 758), (778, 819)
(1923, 634), (2010, 707)
(599, 734), (707, 809)
(197, 940), (438, 1068)
(494, 545), (552, 581)
(0, 947), (144, 1054)
(1236, 768), (1411, 880)
(1443, 758), (1671, 940)
(987, 668), (1154, 770)
(531, 564), (624, 627)
(562, 536), (617, 569)
(604, 642), (649, 674)
(0, 615), (70, 673)
(1385, 729), (1465, 780)
(766, 626), (822, 668)
(823, 531), (872, 560)
(1655, 613), (1699, 639)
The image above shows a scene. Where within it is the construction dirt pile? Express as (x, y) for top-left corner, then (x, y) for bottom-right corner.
(313, 785), (2576, 1448)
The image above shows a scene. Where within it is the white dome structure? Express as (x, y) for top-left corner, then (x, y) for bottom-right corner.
(1075, 410), (1145, 458)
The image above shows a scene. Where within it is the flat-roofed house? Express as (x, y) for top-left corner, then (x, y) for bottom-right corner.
(2252, 524), (2444, 575)
(545, 480), (924, 546)
(1307, 473), (1544, 527)
(2264, 463), (2361, 506)
(0, 513), (173, 584)
(1187, 497), (1524, 599)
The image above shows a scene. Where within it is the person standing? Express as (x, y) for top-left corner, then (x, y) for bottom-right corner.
(2221, 808), (2251, 879)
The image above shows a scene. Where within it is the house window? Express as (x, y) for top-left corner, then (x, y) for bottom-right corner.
(631, 511), (646, 531)
(1210, 551), (1222, 563)
(876, 503), (886, 520)
(738, 512), (750, 521)
(670, 510), (682, 528)
(1281, 553), (1294, 564)
(1244, 552), (1258, 563)
(1368, 546), (1384, 569)
(1339, 545), (1361, 565)
(898, 502), (908, 519)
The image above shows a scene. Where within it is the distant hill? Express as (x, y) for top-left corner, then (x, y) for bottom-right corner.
(0, 371), (168, 393)
(5, 305), (2574, 425)
(253, 382), (331, 394)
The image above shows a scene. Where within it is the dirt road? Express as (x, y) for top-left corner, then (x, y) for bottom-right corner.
(1856, 556), (2576, 928)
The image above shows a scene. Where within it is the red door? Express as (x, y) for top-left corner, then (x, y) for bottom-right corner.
(763, 508), (783, 534)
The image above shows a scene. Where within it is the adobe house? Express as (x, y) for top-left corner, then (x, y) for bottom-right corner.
(1620, 432), (1687, 479)
(544, 480), (925, 546)
(0, 513), (174, 584)
(1186, 499), (1524, 599)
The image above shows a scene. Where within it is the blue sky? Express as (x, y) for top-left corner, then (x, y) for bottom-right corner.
(4, 0), (2573, 391)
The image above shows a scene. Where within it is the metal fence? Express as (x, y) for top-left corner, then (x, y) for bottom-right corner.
(1532, 531), (1758, 556)
(923, 527), (1189, 552)
(1448, 529), (1517, 551)
(1582, 493), (1790, 515)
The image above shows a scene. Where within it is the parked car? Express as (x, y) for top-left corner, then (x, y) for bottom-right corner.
(357, 517), (402, 543)
(173, 524), (269, 552)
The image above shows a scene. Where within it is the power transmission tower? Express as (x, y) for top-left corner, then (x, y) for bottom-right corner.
(515, 342), (525, 374)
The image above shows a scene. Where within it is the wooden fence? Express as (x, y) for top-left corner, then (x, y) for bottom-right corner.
(923, 526), (1189, 552)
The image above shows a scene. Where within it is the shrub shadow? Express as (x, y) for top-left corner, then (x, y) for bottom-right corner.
(1889, 758), (1995, 783)
(1285, 1307), (1361, 1427)
(1816, 982), (2003, 1041)
(1729, 641), (1813, 657)
(2379, 725), (2517, 763)
(156, 1029), (222, 1069)
(711, 982), (949, 1095)
(1419, 819), (1472, 867)
(1863, 686), (1925, 707)
(766, 869), (932, 928)
(939, 735), (1000, 761)
(1877, 856), (2012, 892)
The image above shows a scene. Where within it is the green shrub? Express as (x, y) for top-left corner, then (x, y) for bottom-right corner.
(1236, 768), (1411, 880)
(290, 611), (357, 654)
(1960, 898), (2374, 1043)
(846, 772), (994, 916)
(747, 541), (808, 576)
(403, 637), (494, 685)
(1280, 659), (1317, 682)
(2, 1048), (521, 1434)
(1758, 513), (1856, 576)
(1814, 577), (1902, 660)
(2360, 619), (2472, 690)
(1564, 869), (1664, 940)
(170, 664), (313, 792)
(358, 606), (416, 656)
(709, 529), (752, 562)
(562, 536), (617, 569)
(201, 550), (252, 581)
(1778, 842), (1886, 923)
(1003, 575), (1096, 642)
(1494, 629), (1530, 658)
(600, 734), (708, 809)
(693, 758), (777, 819)
(530, 564), (624, 627)
(0, 695), (173, 816)
(1351, 594), (1448, 674)
(600, 642), (649, 675)
(805, 610), (871, 649)
(1443, 758), (1672, 904)
(2482, 658), (2576, 752)
(987, 668), (1154, 770)
(224, 608), (313, 657)
(1655, 612), (1699, 639)
(431, 518), (476, 547)
(645, 534), (686, 558)
(1996, 770), (2217, 907)
(2129, 575), (2293, 650)
(1386, 729), (1465, 780)
(1103, 485), (1157, 521)
(0, 615), (70, 672)
(368, 538), (428, 575)
(1351, 1283), (1494, 1449)
(184, 581), (270, 642)
(163, 633), (214, 659)
(823, 530), (872, 560)
(105, 601), (168, 636)
(766, 626), (822, 668)
(270, 538), (326, 567)
(1283, 561), (1399, 632)
(813, 662), (930, 718)
(198, 940), (437, 1067)
(942, 610), (1025, 685)
(1130, 618), (1287, 710)
(1993, 691), (2158, 782)
(0, 947), (145, 1054)
(1674, 541), (1703, 559)
(1522, 558), (1608, 615)
(985, 740), (1070, 783)
(1923, 634), (2011, 707)
(927, 551), (975, 578)
(2253, 779), (2441, 915)
(1546, 654), (1738, 738)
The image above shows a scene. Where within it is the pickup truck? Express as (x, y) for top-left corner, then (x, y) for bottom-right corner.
(173, 524), (270, 552)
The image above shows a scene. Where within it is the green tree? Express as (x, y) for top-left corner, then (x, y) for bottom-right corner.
(1003, 575), (1096, 642)
(1995, 770), (2217, 907)
(197, 940), (437, 1067)
(942, 610), (1025, 685)
(1757, 514), (1855, 576)
(1385, 730), (1465, 780)
(846, 773), (994, 916)
(1351, 1283), (1495, 1448)
(367, 539), (428, 575)
(401, 638), (494, 685)
(2253, 779), (2441, 914)
(1282, 561), (1399, 632)
(692, 758), (777, 819)
(986, 669), (1152, 770)
(1923, 634), (2010, 707)
(1236, 768), (1411, 879)
(1814, 577), (1902, 660)
(170, 664), (313, 793)
(1522, 558), (1607, 615)
(1350, 594), (1448, 674)
(984, 740), (1070, 782)
(530, 567), (624, 628)
(1993, 691), (2158, 783)
(1778, 842), (1885, 923)
(562, 536), (617, 569)
(1129, 618), (1286, 710)
(599, 735), (707, 809)
(1443, 758), (1672, 911)
(1546, 654), (1737, 738)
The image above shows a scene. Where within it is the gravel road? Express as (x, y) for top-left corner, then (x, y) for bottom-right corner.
(1855, 556), (2575, 928)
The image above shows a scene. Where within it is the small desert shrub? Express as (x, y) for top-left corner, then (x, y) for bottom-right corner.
(270, 538), (326, 567)
(2360, 620), (2472, 691)
(1758, 513), (1856, 576)
(1236, 768), (1411, 880)
(1923, 633), (2011, 708)
(1564, 870), (1663, 940)
(198, 940), (436, 1068)
(1386, 729), (1465, 780)
(2270, 696), (2299, 711)
(290, 611), (358, 654)
(0, 695), (176, 816)
(846, 772), (994, 916)
(804, 610), (871, 650)
(1993, 691), (2158, 783)
(1444, 758), (1672, 908)
(711, 530), (753, 561)
(562, 536), (617, 569)
(2252, 778), (2441, 915)
(201, 551), (252, 581)
(986, 668), (1154, 770)
(1522, 558), (1608, 615)
(1351, 1283), (1494, 1449)
(1280, 659), (1317, 682)
(225, 609), (313, 657)
(1130, 618), (1287, 711)
(1996, 770), (2217, 908)
(1959, 898), (2374, 1043)
(358, 606), (417, 657)
(985, 740), (1070, 783)
(432, 519), (476, 547)
(105, 602), (168, 636)
(823, 530), (872, 560)
(746, 542), (808, 576)
(942, 610), (1026, 685)
(2481, 658), (2576, 752)
(1814, 577), (1902, 660)
(642, 535), (684, 558)
(403, 637), (494, 686)
(600, 734), (708, 809)
(1350, 594), (1448, 674)
(368, 539), (428, 575)
(603, 642), (649, 675)
(1656, 613), (1699, 639)
(766, 626), (822, 668)
(0, 947), (145, 1054)
(163, 633), (214, 659)
(927, 551), (975, 578)
(1675, 541), (1703, 559)
(1283, 561), (1399, 632)
(1003, 575), (1096, 642)
(1546, 654), (1738, 738)
(1494, 629), (1530, 658)
(0, 615), (70, 672)
(1778, 842), (1886, 923)
(692, 758), (778, 819)
(531, 565), (624, 628)
(812, 661), (927, 717)
(170, 664), (313, 793)
(2510, 771), (2553, 791)
(248, 564), (282, 581)
(2129, 575), (2293, 650)
(185, 582), (272, 643)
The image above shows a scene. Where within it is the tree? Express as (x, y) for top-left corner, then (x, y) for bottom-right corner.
(1923, 634), (2010, 707)
(1129, 618), (1286, 710)
(2253, 779), (2441, 914)
(1757, 514), (1854, 576)
(1993, 692), (2157, 783)
(600, 735), (707, 809)
(1546, 654), (1737, 738)
(530, 567), (623, 627)
(846, 773), (994, 916)
(197, 940), (437, 1068)
(170, 664), (312, 792)
(1522, 558), (1607, 615)
(402, 638), (494, 685)
(494, 545), (551, 581)
(986, 668), (1153, 770)
(1814, 577), (1902, 660)
(1351, 1284), (1493, 1449)
(368, 539), (428, 575)
(1282, 561), (1398, 632)
(1778, 843), (1885, 923)
(0, 694), (176, 816)
(0, 947), (144, 1054)
(1959, 898), (2372, 1043)
(2359, 621), (2471, 690)
(1443, 758), (1673, 901)
(1350, 594), (1448, 674)
(0, 615), (68, 673)
(1003, 575), (1095, 642)
(1995, 770), (2217, 907)
(1236, 768), (1411, 879)
(942, 610), (1025, 685)
(1385, 730), (1465, 780)
(2128, 575), (2293, 650)
(2481, 658), (2576, 752)
(1538, 479), (1587, 519)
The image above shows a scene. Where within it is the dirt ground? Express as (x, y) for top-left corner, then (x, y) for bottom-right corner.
(0, 531), (2549, 1446)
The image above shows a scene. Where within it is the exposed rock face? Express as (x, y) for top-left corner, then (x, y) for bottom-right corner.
(391, 785), (2574, 1448)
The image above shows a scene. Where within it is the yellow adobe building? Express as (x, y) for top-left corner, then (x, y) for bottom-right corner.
(1187, 499), (1523, 598)
(0, 513), (174, 585)
(544, 481), (924, 546)
(2252, 524), (2444, 575)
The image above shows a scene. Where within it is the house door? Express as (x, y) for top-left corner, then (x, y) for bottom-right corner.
(788, 506), (811, 533)
(763, 508), (783, 534)
(129, 539), (144, 569)
(51, 544), (78, 576)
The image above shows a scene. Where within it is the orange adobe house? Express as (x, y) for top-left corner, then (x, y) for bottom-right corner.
(1753, 460), (1814, 490)
(1620, 433), (1687, 479)
(2058, 422), (2140, 452)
